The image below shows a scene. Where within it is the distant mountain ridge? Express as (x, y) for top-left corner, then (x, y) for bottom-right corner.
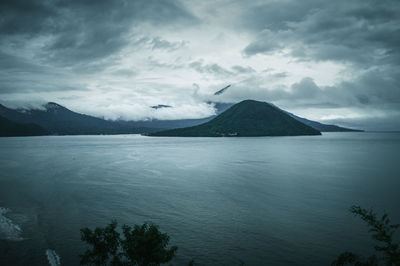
(0, 103), (156, 135)
(0, 100), (362, 137)
(284, 111), (362, 132)
(150, 100), (321, 137)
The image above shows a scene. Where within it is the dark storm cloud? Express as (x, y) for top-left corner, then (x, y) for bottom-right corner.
(189, 60), (233, 77)
(147, 56), (185, 70)
(150, 37), (187, 51)
(274, 69), (400, 109)
(0, 0), (56, 36)
(231, 65), (255, 74)
(242, 0), (320, 32)
(243, 0), (400, 66)
(221, 66), (400, 111)
(238, 0), (400, 129)
(242, 29), (282, 56)
(284, 68), (400, 109)
(0, 0), (197, 65)
(0, 0), (197, 36)
(189, 61), (256, 77)
(0, 51), (88, 93)
(338, 68), (400, 106)
(271, 72), (288, 79)
(0, 51), (39, 72)
(290, 77), (320, 99)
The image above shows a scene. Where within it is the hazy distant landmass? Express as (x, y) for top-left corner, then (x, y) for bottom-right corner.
(0, 100), (361, 137)
(150, 100), (321, 137)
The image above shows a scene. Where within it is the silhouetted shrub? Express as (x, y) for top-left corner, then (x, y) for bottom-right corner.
(332, 205), (400, 266)
(80, 220), (177, 266)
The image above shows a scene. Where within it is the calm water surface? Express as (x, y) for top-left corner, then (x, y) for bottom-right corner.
(0, 133), (399, 265)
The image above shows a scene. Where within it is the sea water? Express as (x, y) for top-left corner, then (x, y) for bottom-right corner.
(0, 133), (399, 265)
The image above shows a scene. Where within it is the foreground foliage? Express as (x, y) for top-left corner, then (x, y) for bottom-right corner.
(80, 221), (177, 266)
(80, 205), (399, 265)
(332, 206), (400, 266)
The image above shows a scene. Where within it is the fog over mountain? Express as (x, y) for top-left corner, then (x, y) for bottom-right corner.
(0, 0), (399, 130)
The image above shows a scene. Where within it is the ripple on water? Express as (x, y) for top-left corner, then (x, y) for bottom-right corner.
(46, 249), (61, 266)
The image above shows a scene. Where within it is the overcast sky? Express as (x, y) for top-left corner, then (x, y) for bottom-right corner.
(1, 0), (399, 130)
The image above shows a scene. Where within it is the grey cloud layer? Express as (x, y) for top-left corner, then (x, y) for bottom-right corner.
(0, 0), (197, 64)
(236, 0), (400, 129)
(189, 60), (255, 77)
(0, 0), (197, 97)
(0, 0), (399, 130)
(243, 0), (400, 65)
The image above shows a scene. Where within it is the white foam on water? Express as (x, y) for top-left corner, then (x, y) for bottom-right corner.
(46, 249), (61, 266)
(0, 207), (23, 241)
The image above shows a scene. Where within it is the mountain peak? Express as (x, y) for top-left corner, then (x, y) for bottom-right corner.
(150, 99), (321, 137)
(237, 99), (263, 105)
(45, 102), (63, 109)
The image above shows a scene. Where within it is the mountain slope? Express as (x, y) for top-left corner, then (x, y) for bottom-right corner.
(0, 115), (49, 137)
(0, 103), (156, 135)
(284, 111), (363, 132)
(209, 102), (363, 132)
(150, 100), (321, 137)
(0, 102), (230, 135)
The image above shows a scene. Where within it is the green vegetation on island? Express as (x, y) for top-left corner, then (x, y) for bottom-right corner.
(150, 100), (321, 137)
